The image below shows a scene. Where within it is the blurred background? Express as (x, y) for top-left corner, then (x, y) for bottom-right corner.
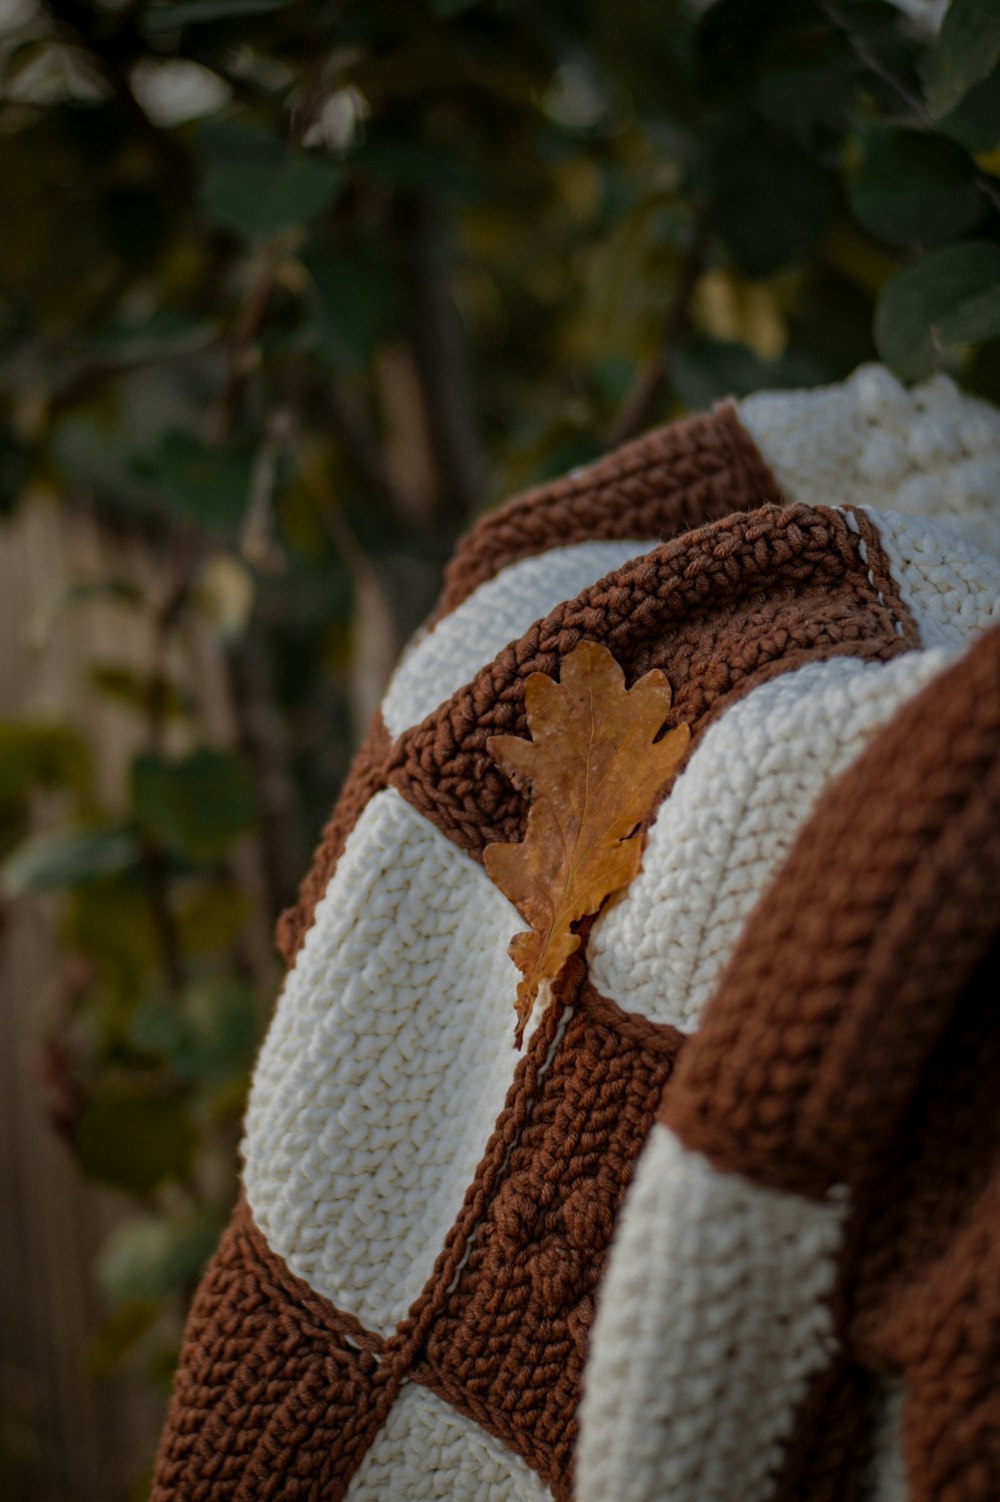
(2, 0), (1000, 1496)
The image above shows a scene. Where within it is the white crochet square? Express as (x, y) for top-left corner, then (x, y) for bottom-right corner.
(345, 1385), (550, 1501)
(589, 647), (954, 1032)
(868, 506), (1000, 649)
(577, 1125), (848, 1502)
(242, 788), (524, 1335)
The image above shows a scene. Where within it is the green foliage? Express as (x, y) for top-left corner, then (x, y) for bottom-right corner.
(75, 1083), (198, 1194)
(97, 1207), (226, 1303)
(927, 0), (1000, 118)
(848, 127), (982, 247)
(131, 747), (257, 861)
(2, 823), (140, 895)
(198, 122), (343, 240)
(130, 977), (258, 1082)
(0, 722), (91, 809)
(875, 239), (1000, 377)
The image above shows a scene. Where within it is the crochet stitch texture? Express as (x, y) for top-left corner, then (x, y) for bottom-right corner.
(153, 365), (1000, 1502)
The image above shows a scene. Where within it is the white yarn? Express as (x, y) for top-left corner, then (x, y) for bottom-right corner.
(739, 365), (1000, 553)
(866, 507), (1000, 649)
(345, 1384), (550, 1501)
(576, 1125), (848, 1502)
(381, 539), (657, 737)
(242, 788), (523, 1335)
(865, 1380), (909, 1502)
(589, 647), (953, 1032)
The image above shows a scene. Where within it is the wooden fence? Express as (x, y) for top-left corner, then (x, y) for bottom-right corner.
(0, 496), (272, 1501)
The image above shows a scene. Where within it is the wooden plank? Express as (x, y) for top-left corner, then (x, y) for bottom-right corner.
(0, 498), (272, 1499)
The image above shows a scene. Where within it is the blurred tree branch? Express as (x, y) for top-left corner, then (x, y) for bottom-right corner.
(394, 191), (488, 527)
(610, 209), (713, 446)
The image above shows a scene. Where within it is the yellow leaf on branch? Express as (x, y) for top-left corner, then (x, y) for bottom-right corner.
(484, 639), (690, 1045)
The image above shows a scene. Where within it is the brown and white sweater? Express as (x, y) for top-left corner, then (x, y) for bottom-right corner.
(153, 365), (1000, 1502)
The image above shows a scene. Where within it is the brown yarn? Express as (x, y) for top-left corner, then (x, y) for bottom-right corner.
(415, 972), (684, 1500)
(661, 619), (1000, 1201)
(150, 964), (685, 1501)
(388, 503), (917, 863)
(660, 623), (1000, 1502)
(151, 1197), (385, 1502)
(434, 404), (780, 620)
(848, 939), (1000, 1502)
(275, 712), (391, 968)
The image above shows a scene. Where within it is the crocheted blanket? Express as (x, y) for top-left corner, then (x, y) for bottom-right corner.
(153, 366), (1000, 1502)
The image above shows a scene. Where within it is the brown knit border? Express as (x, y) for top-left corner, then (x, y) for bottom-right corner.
(409, 966), (685, 1500)
(434, 403), (781, 620)
(846, 936), (1000, 1502)
(660, 620), (1000, 1201)
(151, 1195), (386, 1502)
(386, 503), (918, 864)
(845, 504), (919, 650)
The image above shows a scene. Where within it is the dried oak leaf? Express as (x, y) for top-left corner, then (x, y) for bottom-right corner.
(484, 639), (690, 1045)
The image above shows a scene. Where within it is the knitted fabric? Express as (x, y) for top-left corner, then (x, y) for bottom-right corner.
(153, 365), (1000, 1502)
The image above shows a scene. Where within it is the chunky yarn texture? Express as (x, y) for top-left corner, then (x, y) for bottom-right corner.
(154, 366), (1000, 1502)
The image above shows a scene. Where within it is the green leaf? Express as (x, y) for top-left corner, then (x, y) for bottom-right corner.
(149, 431), (254, 531)
(2, 824), (140, 895)
(939, 72), (1000, 151)
(875, 239), (1000, 379)
(848, 127), (982, 247)
(143, 0), (286, 34)
(74, 1085), (197, 1194)
(131, 747), (257, 862)
(90, 665), (194, 720)
(131, 977), (258, 1082)
(926, 0), (1000, 119)
(671, 340), (829, 410)
(62, 877), (161, 999)
(0, 722), (91, 802)
(175, 884), (248, 951)
(305, 250), (400, 371)
(198, 122), (342, 240)
(708, 110), (840, 275)
(97, 1209), (224, 1301)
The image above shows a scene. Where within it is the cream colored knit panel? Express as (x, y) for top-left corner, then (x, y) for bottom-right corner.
(345, 1386), (550, 1501)
(739, 364), (1000, 550)
(242, 787), (523, 1335)
(577, 1124), (848, 1502)
(588, 646), (953, 1031)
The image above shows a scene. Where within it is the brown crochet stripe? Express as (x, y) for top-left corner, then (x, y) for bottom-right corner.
(660, 619), (1000, 1202)
(434, 403), (781, 621)
(151, 1195), (386, 1502)
(758, 917), (1000, 1501)
(387, 503), (919, 862)
(847, 936), (1000, 1501)
(412, 971), (684, 1501)
(275, 711), (391, 968)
